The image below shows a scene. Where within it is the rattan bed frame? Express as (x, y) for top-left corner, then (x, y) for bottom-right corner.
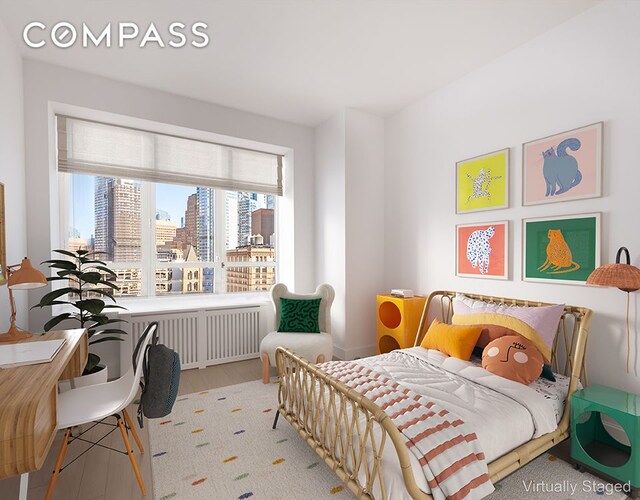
(275, 290), (593, 499)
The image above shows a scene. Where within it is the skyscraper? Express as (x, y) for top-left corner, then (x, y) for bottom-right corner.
(237, 192), (267, 246)
(225, 191), (238, 249)
(197, 187), (214, 261)
(94, 177), (141, 261)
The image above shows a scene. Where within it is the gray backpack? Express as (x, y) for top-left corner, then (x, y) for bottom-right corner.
(133, 322), (181, 428)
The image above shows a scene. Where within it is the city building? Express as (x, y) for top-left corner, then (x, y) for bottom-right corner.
(237, 192), (269, 246)
(156, 219), (178, 247)
(225, 191), (238, 250)
(155, 209), (171, 221)
(67, 237), (88, 252)
(94, 177), (142, 262)
(182, 245), (203, 293)
(196, 187), (214, 261)
(226, 244), (276, 292)
(251, 208), (275, 247)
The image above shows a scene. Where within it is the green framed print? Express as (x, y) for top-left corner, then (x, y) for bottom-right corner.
(522, 213), (600, 285)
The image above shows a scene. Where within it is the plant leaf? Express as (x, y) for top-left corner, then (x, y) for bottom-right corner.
(43, 313), (72, 332)
(92, 266), (117, 277)
(76, 249), (89, 256)
(96, 280), (119, 290)
(90, 335), (126, 345)
(41, 260), (77, 271)
(93, 328), (128, 335)
(53, 249), (78, 258)
(80, 258), (108, 266)
(102, 304), (128, 310)
(75, 299), (105, 315)
(38, 287), (78, 306)
(80, 272), (102, 284)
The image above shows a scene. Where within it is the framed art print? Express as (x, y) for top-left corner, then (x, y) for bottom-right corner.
(523, 122), (603, 206)
(456, 221), (508, 280)
(456, 148), (509, 214)
(522, 213), (600, 285)
(0, 183), (5, 285)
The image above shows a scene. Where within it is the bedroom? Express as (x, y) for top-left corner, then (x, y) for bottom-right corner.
(0, 0), (638, 499)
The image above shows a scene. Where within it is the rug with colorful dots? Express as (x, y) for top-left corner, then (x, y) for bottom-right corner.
(148, 379), (353, 500)
(149, 379), (629, 500)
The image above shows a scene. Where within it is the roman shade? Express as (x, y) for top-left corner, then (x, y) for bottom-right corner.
(56, 115), (283, 195)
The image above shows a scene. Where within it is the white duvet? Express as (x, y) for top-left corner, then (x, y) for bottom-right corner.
(344, 347), (562, 499)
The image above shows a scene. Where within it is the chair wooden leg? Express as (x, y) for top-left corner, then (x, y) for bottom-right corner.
(123, 408), (144, 454)
(117, 416), (147, 496)
(262, 353), (270, 384)
(45, 428), (71, 500)
(316, 354), (325, 364)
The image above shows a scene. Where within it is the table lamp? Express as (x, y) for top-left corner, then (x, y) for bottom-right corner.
(0, 257), (48, 343)
(586, 247), (640, 373)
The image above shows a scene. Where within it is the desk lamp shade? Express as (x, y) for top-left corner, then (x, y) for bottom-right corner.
(0, 258), (47, 343)
(8, 258), (48, 290)
(586, 247), (640, 373)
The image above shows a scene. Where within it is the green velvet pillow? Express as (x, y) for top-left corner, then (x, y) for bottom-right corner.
(278, 298), (321, 333)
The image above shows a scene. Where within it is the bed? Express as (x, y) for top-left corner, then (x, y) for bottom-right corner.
(274, 290), (592, 499)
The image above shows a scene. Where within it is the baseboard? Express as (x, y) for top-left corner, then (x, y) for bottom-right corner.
(333, 343), (377, 361)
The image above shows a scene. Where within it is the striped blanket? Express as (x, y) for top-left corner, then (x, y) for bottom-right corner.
(320, 361), (494, 500)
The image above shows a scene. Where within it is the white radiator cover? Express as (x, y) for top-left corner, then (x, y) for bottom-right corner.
(121, 305), (265, 371)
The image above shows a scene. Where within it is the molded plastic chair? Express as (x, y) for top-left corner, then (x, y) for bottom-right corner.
(259, 283), (335, 383)
(45, 322), (158, 499)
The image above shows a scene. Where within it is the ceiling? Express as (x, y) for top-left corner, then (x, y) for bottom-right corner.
(0, 0), (600, 126)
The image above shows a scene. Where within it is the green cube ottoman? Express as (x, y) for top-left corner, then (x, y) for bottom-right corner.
(571, 384), (640, 492)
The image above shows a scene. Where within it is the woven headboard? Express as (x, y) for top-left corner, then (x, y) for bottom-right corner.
(413, 291), (593, 388)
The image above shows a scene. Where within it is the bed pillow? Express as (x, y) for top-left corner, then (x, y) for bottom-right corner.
(278, 298), (321, 333)
(452, 293), (564, 364)
(420, 318), (483, 361)
(482, 335), (544, 385)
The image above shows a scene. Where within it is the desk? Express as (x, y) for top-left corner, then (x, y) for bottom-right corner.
(0, 329), (88, 483)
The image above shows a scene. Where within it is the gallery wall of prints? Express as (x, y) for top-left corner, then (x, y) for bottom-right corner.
(455, 122), (603, 285)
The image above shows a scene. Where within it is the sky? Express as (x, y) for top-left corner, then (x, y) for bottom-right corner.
(69, 174), (197, 240)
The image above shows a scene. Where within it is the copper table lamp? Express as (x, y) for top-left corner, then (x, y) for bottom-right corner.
(0, 258), (47, 342)
(587, 247), (640, 373)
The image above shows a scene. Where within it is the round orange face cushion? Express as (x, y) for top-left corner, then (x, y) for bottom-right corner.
(481, 335), (544, 385)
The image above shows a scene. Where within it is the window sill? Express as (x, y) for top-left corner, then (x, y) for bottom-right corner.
(115, 292), (272, 315)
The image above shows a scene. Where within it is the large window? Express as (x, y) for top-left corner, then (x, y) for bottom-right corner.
(58, 116), (281, 298)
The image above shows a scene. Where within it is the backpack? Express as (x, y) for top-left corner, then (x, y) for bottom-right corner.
(132, 322), (181, 428)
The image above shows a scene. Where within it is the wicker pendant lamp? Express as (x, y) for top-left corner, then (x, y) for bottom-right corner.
(586, 247), (640, 373)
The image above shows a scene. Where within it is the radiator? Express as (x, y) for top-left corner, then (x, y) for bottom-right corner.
(124, 305), (263, 370)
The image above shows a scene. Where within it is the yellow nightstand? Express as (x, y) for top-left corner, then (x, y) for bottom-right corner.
(376, 294), (426, 354)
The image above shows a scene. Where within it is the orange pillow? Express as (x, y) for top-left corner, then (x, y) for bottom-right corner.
(420, 318), (483, 361)
(482, 335), (544, 385)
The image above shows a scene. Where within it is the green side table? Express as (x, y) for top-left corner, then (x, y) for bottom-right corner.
(571, 384), (640, 496)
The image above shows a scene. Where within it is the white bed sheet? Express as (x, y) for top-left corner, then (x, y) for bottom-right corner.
(341, 347), (563, 499)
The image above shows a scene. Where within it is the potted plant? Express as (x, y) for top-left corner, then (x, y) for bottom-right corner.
(34, 249), (128, 386)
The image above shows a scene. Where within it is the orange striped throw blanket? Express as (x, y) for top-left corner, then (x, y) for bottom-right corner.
(320, 361), (495, 500)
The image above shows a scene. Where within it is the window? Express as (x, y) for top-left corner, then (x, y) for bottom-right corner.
(58, 116), (281, 298)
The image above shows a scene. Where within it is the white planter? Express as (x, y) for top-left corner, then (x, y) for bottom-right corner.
(71, 365), (108, 388)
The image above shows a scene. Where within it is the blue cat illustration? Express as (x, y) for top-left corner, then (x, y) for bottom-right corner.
(542, 138), (582, 196)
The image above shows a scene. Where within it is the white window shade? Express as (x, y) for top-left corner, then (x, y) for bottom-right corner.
(57, 116), (283, 195)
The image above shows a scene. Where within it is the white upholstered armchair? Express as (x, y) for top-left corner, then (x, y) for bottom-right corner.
(260, 283), (335, 383)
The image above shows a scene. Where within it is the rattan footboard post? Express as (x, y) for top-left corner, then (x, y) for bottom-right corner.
(275, 347), (430, 500)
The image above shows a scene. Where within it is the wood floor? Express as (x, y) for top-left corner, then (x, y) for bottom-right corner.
(0, 358), (264, 500)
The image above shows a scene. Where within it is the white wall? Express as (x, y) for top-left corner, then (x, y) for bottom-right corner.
(0, 19), (27, 332)
(316, 109), (385, 359)
(384, 0), (640, 392)
(22, 60), (315, 372)
(315, 111), (347, 354)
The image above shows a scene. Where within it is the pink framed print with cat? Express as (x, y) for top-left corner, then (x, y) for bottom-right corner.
(456, 221), (508, 280)
(522, 213), (600, 285)
(522, 122), (603, 206)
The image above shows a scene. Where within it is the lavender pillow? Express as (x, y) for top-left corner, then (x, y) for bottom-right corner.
(451, 293), (564, 364)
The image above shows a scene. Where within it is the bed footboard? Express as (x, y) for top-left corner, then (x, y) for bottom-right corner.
(275, 347), (429, 500)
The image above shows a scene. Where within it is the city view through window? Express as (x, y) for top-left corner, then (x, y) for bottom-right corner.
(65, 174), (276, 296)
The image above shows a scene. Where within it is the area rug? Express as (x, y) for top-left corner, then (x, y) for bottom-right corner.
(148, 380), (629, 500)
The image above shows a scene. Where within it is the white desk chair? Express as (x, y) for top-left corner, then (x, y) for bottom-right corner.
(45, 322), (158, 499)
(260, 283), (335, 383)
